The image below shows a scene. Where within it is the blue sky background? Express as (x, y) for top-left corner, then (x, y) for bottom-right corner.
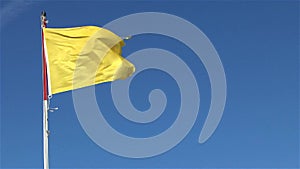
(1, 0), (299, 168)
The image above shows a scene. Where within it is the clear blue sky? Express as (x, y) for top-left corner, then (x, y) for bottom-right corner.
(1, 0), (299, 168)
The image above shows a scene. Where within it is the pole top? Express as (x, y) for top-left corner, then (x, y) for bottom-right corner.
(41, 11), (46, 17)
(41, 11), (48, 28)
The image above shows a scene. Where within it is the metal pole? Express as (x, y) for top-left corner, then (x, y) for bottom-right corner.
(43, 100), (49, 169)
(41, 11), (49, 169)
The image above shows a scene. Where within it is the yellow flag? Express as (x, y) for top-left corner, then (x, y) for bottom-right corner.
(43, 26), (135, 95)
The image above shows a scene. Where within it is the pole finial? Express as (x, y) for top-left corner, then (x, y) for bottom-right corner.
(41, 11), (48, 28)
(41, 11), (46, 17)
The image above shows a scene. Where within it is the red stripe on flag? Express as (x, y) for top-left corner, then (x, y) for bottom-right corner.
(42, 28), (48, 100)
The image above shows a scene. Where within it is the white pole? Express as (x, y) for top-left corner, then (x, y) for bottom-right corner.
(43, 100), (49, 169)
(41, 11), (49, 169)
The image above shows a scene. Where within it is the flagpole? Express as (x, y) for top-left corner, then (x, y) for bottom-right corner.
(41, 11), (49, 169)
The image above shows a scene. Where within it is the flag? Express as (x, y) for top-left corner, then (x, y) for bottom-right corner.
(43, 26), (135, 95)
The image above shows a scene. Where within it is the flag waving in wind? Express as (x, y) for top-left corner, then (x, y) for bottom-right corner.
(43, 26), (135, 95)
(40, 12), (136, 169)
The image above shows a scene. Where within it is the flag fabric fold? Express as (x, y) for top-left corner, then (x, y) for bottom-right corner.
(43, 26), (135, 95)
